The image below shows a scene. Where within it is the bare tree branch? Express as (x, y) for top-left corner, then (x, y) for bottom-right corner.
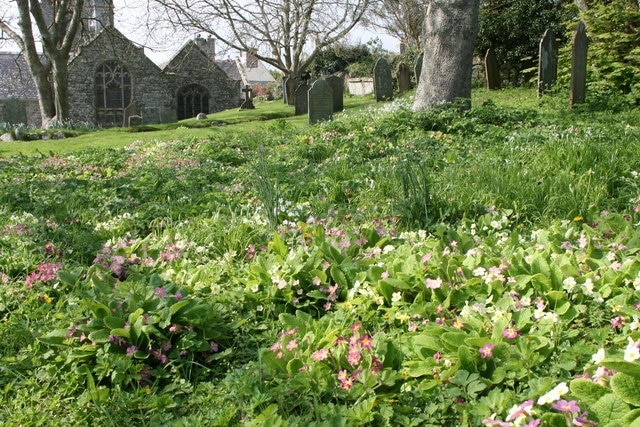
(149, 0), (374, 76)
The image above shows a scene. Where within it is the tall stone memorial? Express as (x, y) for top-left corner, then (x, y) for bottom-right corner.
(325, 75), (344, 112)
(294, 82), (310, 116)
(397, 63), (411, 93)
(484, 49), (500, 90)
(308, 79), (333, 124)
(537, 29), (558, 97)
(570, 21), (588, 107)
(373, 58), (393, 101)
(414, 53), (423, 86)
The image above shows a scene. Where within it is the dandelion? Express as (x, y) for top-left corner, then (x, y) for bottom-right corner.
(479, 343), (494, 359)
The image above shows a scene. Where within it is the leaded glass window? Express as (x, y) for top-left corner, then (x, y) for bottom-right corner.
(177, 84), (209, 120)
(95, 61), (131, 127)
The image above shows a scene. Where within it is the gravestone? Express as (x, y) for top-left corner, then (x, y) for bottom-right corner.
(14, 127), (25, 141)
(123, 101), (139, 127)
(373, 58), (393, 101)
(570, 21), (588, 107)
(308, 79), (333, 124)
(538, 29), (558, 97)
(397, 63), (411, 93)
(325, 75), (344, 112)
(196, 112), (207, 120)
(485, 49), (500, 90)
(128, 115), (143, 126)
(294, 82), (310, 116)
(414, 53), (423, 86)
(239, 85), (256, 110)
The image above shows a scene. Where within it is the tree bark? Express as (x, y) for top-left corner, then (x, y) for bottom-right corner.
(412, 0), (480, 111)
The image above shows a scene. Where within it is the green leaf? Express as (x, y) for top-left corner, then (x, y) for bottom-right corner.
(88, 329), (111, 343)
(591, 393), (630, 425)
(330, 265), (348, 288)
(603, 361), (640, 378)
(403, 361), (433, 378)
(541, 413), (568, 427)
(570, 378), (611, 407)
(624, 409), (640, 426)
(58, 270), (80, 287)
(441, 332), (467, 351)
(170, 299), (192, 315)
(103, 316), (126, 329)
(611, 373), (640, 406)
(411, 334), (442, 353)
(458, 345), (478, 372)
(109, 328), (130, 339)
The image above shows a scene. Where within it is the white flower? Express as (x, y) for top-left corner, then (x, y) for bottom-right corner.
(392, 292), (402, 303)
(591, 348), (605, 365)
(624, 337), (640, 362)
(581, 278), (594, 295)
(630, 316), (640, 331)
(537, 382), (569, 405)
(562, 277), (576, 292)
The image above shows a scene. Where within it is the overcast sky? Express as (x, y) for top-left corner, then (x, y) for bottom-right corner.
(111, 0), (399, 65)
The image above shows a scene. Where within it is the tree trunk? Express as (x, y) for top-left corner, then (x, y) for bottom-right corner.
(412, 0), (480, 111)
(51, 54), (71, 125)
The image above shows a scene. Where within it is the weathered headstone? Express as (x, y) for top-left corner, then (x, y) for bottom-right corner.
(570, 21), (588, 107)
(414, 53), (423, 86)
(128, 115), (143, 126)
(40, 131), (50, 140)
(294, 82), (310, 116)
(196, 112), (207, 120)
(325, 75), (344, 112)
(538, 29), (558, 97)
(14, 127), (25, 141)
(373, 58), (393, 101)
(239, 85), (255, 110)
(52, 131), (65, 140)
(485, 49), (500, 90)
(308, 79), (333, 124)
(123, 101), (139, 127)
(397, 63), (411, 93)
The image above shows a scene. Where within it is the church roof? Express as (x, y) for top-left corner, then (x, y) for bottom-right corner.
(0, 52), (38, 100)
(216, 59), (242, 81)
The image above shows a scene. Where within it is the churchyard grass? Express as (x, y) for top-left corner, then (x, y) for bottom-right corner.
(2, 88), (640, 425)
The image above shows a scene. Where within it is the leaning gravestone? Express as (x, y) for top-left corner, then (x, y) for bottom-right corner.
(374, 58), (393, 101)
(397, 62), (411, 93)
(294, 82), (310, 116)
(485, 49), (500, 90)
(123, 101), (139, 127)
(308, 79), (333, 124)
(538, 28), (558, 97)
(325, 75), (344, 112)
(414, 53), (423, 86)
(570, 21), (588, 107)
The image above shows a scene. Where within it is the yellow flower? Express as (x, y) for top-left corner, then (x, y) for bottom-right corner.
(42, 294), (52, 303)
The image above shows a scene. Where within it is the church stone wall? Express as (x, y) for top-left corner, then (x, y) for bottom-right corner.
(68, 29), (176, 126)
(164, 42), (241, 114)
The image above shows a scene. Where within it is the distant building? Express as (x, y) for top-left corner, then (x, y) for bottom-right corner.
(0, 1), (273, 127)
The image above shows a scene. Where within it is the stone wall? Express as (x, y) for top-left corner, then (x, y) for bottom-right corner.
(164, 41), (241, 114)
(68, 28), (175, 126)
(0, 99), (41, 127)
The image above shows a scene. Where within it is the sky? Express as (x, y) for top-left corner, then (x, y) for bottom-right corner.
(111, 0), (400, 65)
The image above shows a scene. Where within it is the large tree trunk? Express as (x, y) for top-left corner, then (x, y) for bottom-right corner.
(412, 0), (480, 111)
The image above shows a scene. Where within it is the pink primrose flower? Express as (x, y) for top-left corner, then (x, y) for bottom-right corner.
(479, 343), (494, 359)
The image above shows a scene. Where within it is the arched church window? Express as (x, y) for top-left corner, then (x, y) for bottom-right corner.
(95, 61), (132, 127)
(177, 84), (209, 120)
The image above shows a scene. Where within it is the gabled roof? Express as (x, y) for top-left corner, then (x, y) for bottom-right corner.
(216, 59), (242, 81)
(0, 52), (38, 100)
(236, 58), (275, 85)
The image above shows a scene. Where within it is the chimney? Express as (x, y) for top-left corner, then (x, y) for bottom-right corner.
(195, 35), (216, 60)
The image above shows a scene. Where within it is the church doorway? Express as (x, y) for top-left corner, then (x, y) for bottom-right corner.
(177, 84), (209, 120)
(95, 61), (132, 127)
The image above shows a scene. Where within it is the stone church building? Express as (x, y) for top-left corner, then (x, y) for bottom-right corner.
(0, 0), (273, 127)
